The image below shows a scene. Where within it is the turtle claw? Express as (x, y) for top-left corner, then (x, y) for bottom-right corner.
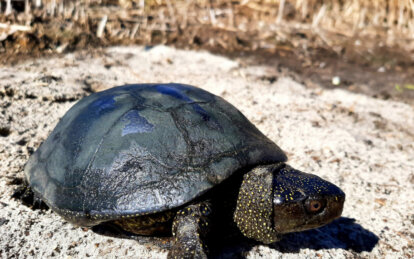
(168, 240), (207, 259)
(12, 183), (48, 210)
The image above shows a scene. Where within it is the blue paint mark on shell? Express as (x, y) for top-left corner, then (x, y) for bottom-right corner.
(122, 110), (154, 136)
(156, 84), (193, 102)
(156, 84), (211, 121)
(90, 95), (117, 115)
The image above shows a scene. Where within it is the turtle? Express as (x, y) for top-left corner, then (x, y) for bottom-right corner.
(18, 83), (345, 258)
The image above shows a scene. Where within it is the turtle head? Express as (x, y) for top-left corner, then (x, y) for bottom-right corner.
(234, 164), (345, 244)
(272, 165), (345, 234)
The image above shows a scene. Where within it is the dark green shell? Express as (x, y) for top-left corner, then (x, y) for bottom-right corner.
(25, 84), (286, 226)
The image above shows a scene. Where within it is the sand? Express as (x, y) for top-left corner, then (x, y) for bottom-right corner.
(0, 46), (413, 258)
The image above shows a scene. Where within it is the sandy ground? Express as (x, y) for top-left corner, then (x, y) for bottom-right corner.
(0, 46), (413, 258)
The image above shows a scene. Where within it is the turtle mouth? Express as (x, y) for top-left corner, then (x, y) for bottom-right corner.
(326, 194), (345, 220)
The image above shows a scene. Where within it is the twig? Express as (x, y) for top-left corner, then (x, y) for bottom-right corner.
(206, 0), (216, 25)
(139, 0), (145, 9)
(165, 0), (178, 30)
(312, 4), (327, 28)
(35, 0), (42, 8)
(130, 23), (140, 39)
(5, 0), (12, 15)
(0, 23), (32, 41)
(25, 0), (30, 14)
(180, 0), (192, 30)
(276, 0), (285, 24)
(96, 15), (108, 38)
(49, 0), (56, 16)
(227, 2), (235, 29)
(0, 23), (32, 31)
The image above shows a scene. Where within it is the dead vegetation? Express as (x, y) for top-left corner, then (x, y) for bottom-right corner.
(0, 0), (413, 61)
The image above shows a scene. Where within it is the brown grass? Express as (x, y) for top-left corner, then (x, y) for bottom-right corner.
(1, 0), (414, 58)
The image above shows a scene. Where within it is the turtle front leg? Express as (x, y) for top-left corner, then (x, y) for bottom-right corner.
(168, 202), (212, 259)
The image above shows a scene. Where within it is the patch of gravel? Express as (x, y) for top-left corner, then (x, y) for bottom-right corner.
(0, 46), (413, 258)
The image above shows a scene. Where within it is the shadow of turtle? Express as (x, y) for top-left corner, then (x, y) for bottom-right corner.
(93, 217), (379, 258)
(210, 217), (379, 258)
(270, 217), (379, 253)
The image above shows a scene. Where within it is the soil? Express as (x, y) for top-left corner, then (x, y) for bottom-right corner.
(238, 46), (414, 105)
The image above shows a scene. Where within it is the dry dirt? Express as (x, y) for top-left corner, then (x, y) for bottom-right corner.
(0, 46), (413, 258)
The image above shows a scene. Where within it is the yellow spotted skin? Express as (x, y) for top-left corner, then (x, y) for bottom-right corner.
(168, 202), (211, 259)
(234, 164), (281, 244)
(234, 163), (345, 243)
(271, 165), (345, 234)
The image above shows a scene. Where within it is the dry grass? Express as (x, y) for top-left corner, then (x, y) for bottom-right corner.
(1, 0), (414, 58)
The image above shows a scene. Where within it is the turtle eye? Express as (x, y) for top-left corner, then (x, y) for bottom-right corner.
(305, 199), (326, 214)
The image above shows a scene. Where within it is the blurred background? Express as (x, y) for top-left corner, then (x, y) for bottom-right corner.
(1, 0), (414, 102)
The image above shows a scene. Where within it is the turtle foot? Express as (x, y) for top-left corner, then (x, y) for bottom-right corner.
(12, 182), (48, 210)
(168, 237), (207, 259)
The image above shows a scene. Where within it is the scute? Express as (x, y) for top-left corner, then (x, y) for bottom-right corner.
(25, 84), (287, 225)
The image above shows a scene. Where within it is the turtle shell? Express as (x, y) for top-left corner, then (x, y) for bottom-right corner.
(25, 84), (286, 226)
